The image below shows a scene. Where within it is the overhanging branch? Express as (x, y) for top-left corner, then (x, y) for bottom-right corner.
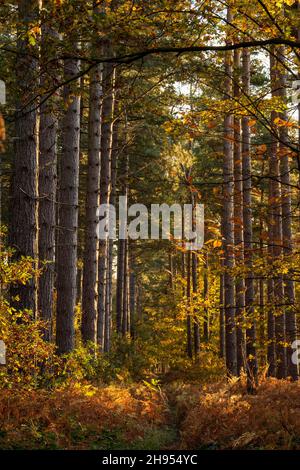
(61, 38), (300, 65)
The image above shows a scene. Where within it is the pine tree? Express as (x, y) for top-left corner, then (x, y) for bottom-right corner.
(10, 0), (40, 314)
(242, 48), (258, 389)
(222, 8), (237, 376)
(56, 55), (81, 354)
(38, 5), (59, 340)
(82, 28), (102, 345)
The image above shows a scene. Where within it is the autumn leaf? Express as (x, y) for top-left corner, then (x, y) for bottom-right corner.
(274, 117), (295, 128)
(248, 119), (257, 127)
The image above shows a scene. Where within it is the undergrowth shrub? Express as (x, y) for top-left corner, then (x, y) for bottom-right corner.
(176, 378), (300, 450)
(0, 245), (58, 389)
(0, 239), (163, 388)
(0, 308), (59, 389)
(0, 383), (170, 449)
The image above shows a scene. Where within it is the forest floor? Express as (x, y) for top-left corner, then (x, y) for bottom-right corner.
(0, 377), (300, 450)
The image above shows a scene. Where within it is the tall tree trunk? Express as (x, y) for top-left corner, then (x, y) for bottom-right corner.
(116, 236), (125, 334)
(119, 126), (130, 338)
(81, 57), (102, 345)
(278, 48), (298, 380)
(203, 252), (209, 342)
(258, 161), (266, 366)
(122, 239), (129, 336)
(116, 134), (128, 335)
(56, 56), (81, 354)
(242, 48), (258, 390)
(0, 106), (4, 249)
(181, 250), (186, 298)
(10, 0), (40, 314)
(298, 0), (300, 225)
(38, 9), (58, 340)
(97, 53), (115, 349)
(219, 272), (225, 359)
(270, 51), (286, 379)
(191, 191), (200, 355)
(137, 284), (143, 324)
(192, 248), (200, 356)
(104, 119), (119, 351)
(267, 177), (276, 376)
(233, 49), (245, 376)
(104, 250), (112, 351)
(129, 267), (136, 339)
(168, 250), (174, 290)
(222, 8), (237, 376)
(186, 249), (193, 359)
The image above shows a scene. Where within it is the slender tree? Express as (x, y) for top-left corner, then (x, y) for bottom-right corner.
(38, 5), (59, 340)
(242, 48), (258, 389)
(116, 133), (128, 335)
(122, 238), (129, 336)
(233, 49), (245, 375)
(116, 236), (125, 334)
(82, 32), (102, 344)
(56, 55), (81, 354)
(269, 51), (286, 379)
(191, 191), (200, 355)
(222, 8), (237, 376)
(129, 267), (136, 339)
(267, 171), (276, 376)
(192, 251), (200, 354)
(278, 48), (298, 380)
(219, 272), (225, 359)
(186, 248), (193, 359)
(104, 119), (119, 351)
(202, 252), (209, 343)
(258, 159), (266, 365)
(97, 53), (115, 349)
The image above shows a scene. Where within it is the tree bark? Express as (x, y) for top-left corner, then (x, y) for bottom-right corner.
(267, 180), (276, 377)
(186, 249), (193, 359)
(82, 58), (102, 345)
(116, 237), (125, 334)
(56, 56), (81, 354)
(269, 51), (286, 379)
(222, 8), (237, 376)
(97, 51), (115, 349)
(168, 250), (174, 291)
(192, 249), (200, 356)
(129, 268), (136, 339)
(219, 272), (225, 359)
(259, 162), (266, 366)
(10, 0), (40, 315)
(137, 284), (143, 324)
(242, 48), (258, 390)
(233, 49), (245, 375)
(116, 131), (128, 335)
(38, 11), (59, 341)
(277, 48), (298, 380)
(203, 252), (209, 343)
(191, 192), (200, 355)
(122, 239), (129, 336)
(104, 119), (118, 351)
